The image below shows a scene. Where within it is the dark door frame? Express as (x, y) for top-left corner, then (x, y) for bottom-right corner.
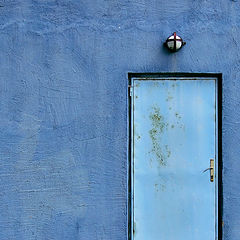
(127, 72), (222, 240)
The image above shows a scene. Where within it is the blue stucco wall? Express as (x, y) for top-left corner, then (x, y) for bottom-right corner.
(0, 0), (238, 239)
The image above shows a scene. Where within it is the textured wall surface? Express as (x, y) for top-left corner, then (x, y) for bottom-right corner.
(0, 0), (239, 239)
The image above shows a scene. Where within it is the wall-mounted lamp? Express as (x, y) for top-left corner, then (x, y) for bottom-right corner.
(164, 32), (186, 52)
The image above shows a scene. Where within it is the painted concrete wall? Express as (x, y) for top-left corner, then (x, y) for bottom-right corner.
(0, 0), (238, 239)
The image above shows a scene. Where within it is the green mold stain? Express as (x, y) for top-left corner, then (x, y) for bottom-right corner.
(165, 145), (171, 158)
(160, 183), (166, 191)
(154, 183), (166, 192)
(166, 95), (173, 101)
(175, 112), (181, 119)
(149, 106), (171, 167)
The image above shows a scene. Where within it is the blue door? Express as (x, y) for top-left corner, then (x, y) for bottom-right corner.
(130, 78), (218, 240)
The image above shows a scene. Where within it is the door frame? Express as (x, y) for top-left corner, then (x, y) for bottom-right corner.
(127, 73), (222, 240)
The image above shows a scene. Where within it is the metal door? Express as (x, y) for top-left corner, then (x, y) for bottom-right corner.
(130, 77), (219, 240)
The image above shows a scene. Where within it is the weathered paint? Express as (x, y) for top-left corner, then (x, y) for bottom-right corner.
(0, 0), (238, 239)
(132, 79), (217, 240)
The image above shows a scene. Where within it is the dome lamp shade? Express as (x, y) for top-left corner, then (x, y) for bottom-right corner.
(165, 32), (186, 52)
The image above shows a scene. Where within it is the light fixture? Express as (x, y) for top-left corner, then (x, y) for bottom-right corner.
(164, 32), (186, 52)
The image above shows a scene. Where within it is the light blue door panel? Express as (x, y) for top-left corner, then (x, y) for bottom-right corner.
(131, 79), (217, 240)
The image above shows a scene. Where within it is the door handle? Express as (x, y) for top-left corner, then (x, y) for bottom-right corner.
(203, 159), (214, 182)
